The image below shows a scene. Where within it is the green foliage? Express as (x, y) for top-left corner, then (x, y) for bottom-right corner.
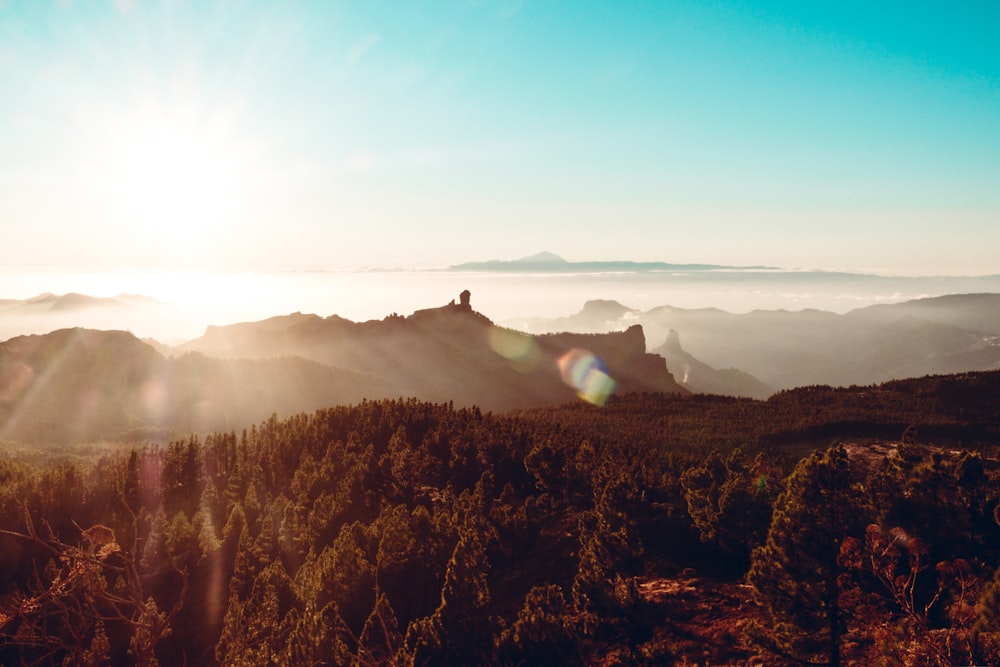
(749, 445), (869, 666)
(165, 511), (198, 563)
(1, 377), (1000, 665)
(681, 448), (779, 576)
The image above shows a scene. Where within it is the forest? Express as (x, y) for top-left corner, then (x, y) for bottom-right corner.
(1, 371), (1000, 665)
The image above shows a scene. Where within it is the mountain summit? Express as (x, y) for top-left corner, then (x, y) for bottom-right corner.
(448, 252), (569, 271)
(448, 253), (769, 273)
(176, 290), (685, 412)
(517, 251), (568, 264)
(0, 292), (688, 441)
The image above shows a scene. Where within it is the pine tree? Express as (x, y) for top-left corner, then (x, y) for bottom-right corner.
(748, 445), (868, 666)
(682, 448), (777, 575)
(359, 591), (403, 661)
(499, 584), (579, 666)
(979, 563), (1000, 633)
(404, 528), (492, 666)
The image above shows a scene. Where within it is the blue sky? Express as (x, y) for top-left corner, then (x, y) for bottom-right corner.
(1, 0), (998, 274)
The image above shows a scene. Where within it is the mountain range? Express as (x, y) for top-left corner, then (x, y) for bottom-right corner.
(4, 287), (1000, 443)
(0, 294), (682, 443)
(0, 327), (398, 444)
(173, 295), (682, 407)
(449, 250), (775, 272)
(510, 293), (1000, 395)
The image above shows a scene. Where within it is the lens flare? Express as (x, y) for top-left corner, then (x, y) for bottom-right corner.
(558, 349), (616, 406)
(488, 326), (542, 372)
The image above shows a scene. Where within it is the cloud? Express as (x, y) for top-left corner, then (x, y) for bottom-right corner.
(113, 0), (135, 13)
(348, 33), (380, 64)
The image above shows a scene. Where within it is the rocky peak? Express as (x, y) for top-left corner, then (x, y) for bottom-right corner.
(662, 329), (683, 353)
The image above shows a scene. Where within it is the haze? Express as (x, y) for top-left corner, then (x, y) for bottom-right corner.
(4, 262), (1000, 345)
(2, 1), (999, 278)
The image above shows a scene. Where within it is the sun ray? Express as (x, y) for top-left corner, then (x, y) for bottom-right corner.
(100, 100), (245, 263)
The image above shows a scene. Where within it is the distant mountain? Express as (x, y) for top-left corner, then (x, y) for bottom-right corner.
(176, 292), (685, 412)
(514, 293), (1000, 395)
(5, 292), (159, 313)
(652, 330), (773, 399)
(511, 299), (641, 334)
(0, 292), (183, 343)
(1, 295), (685, 442)
(448, 252), (773, 273)
(849, 293), (1000, 335)
(448, 251), (569, 271)
(0, 328), (396, 444)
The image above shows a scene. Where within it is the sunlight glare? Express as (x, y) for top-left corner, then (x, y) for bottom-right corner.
(106, 103), (242, 260)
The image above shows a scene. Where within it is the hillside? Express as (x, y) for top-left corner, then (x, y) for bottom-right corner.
(651, 329), (773, 399)
(514, 293), (1000, 393)
(1, 371), (999, 665)
(175, 292), (685, 412)
(0, 294), (685, 443)
(0, 328), (396, 443)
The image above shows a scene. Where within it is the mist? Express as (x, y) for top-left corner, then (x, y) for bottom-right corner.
(3, 268), (1000, 344)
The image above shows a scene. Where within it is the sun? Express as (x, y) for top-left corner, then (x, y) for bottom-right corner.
(105, 101), (244, 261)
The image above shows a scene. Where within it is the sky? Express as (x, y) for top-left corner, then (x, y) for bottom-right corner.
(1, 0), (999, 275)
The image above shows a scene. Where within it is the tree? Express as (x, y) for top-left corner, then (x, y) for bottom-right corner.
(0, 507), (186, 667)
(498, 584), (579, 666)
(403, 528), (492, 666)
(681, 449), (777, 576)
(748, 445), (868, 666)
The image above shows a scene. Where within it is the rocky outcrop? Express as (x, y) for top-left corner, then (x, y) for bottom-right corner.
(652, 329), (773, 399)
(539, 325), (686, 396)
(177, 298), (688, 412)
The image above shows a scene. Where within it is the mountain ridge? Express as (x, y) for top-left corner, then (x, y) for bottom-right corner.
(448, 252), (775, 273)
(0, 294), (686, 443)
(4, 289), (1000, 410)
(0, 327), (398, 444)
(176, 292), (685, 410)
(510, 293), (1000, 393)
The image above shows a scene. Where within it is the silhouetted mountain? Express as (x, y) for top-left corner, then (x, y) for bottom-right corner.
(849, 293), (1000, 335)
(449, 252), (772, 272)
(0, 328), (396, 443)
(652, 329), (773, 399)
(516, 293), (1000, 395)
(0, 295), (685, 442)
(176, 292), (685, 412)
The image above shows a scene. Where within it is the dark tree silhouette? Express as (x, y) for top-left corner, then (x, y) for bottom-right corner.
(748, 445), (868, 666)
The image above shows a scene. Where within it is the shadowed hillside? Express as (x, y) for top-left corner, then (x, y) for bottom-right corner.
(0, 295), (684, 443)
(175, 292), (685, 412)
(0, 328), (396, 443)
